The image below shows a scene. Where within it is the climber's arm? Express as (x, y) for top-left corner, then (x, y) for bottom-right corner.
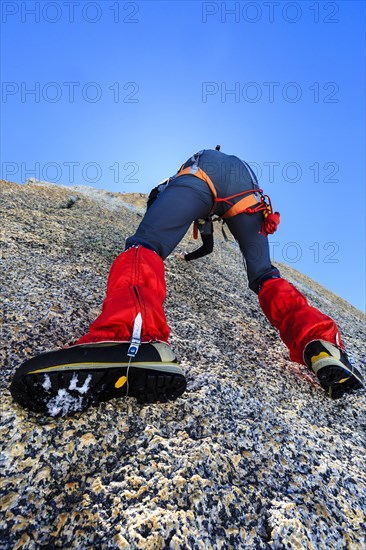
(184, 233), (214, 261)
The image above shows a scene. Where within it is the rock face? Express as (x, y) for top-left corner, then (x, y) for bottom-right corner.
(1, 180), (365, 549)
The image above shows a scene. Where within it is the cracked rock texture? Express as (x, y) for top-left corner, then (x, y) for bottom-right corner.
(1, 179), (365, 549)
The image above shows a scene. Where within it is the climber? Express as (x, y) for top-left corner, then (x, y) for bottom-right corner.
(10, 147), (364, 416)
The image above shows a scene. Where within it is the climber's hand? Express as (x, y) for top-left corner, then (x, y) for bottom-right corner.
(175, 253), (186, 260)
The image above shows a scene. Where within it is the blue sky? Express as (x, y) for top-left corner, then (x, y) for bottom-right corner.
(1, 0), (365, 311)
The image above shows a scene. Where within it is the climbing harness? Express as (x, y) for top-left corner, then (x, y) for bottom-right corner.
(175, 149), (280, 237)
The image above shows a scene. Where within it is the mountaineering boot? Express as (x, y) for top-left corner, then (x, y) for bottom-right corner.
(10, 341), (187, 416)
(10, 246), (186, 416)
(304, 340), (364, 399)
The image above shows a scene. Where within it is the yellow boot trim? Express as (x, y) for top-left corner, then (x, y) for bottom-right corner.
(27, 361), (183, 374)
(115, 376), (127, 389)
(311, 351), (330, 365)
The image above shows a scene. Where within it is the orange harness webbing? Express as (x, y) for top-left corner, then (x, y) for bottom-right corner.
(176, 157), (280, 236)
(176, 165), (260, 219)
(176, 166), (217, 199)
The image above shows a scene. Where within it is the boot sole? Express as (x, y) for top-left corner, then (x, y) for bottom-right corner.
(316, 362), (364, 399)
(10, 343), (187, 416)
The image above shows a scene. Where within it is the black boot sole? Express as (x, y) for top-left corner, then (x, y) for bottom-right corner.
(316, 365), (364, 399)
(10, 342), (187, 416)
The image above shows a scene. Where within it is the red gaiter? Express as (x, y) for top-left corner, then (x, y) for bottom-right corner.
(75, 246), (170, 345)
(258, 278), (343, 365)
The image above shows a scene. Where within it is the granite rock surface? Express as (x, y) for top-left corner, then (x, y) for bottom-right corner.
(1, 180), (365, 549)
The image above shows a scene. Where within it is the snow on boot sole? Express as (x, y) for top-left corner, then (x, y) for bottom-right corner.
(10, 342), (187, 416)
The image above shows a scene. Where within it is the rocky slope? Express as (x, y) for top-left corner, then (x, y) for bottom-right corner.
(1, 180), (365, 549)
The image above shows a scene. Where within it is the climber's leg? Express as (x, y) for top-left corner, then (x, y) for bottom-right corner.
(10, 177), (213, 415)
(258, 278), (364, 397)
(225, 210), (280, 293)
(76, 175), (213, 345)
(75, 246), (170, 345)
(258, 277), (343, 364)
(226, 210), (342, 362)
(226, 212), (364, 397)
(126, 175), (214, 259)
